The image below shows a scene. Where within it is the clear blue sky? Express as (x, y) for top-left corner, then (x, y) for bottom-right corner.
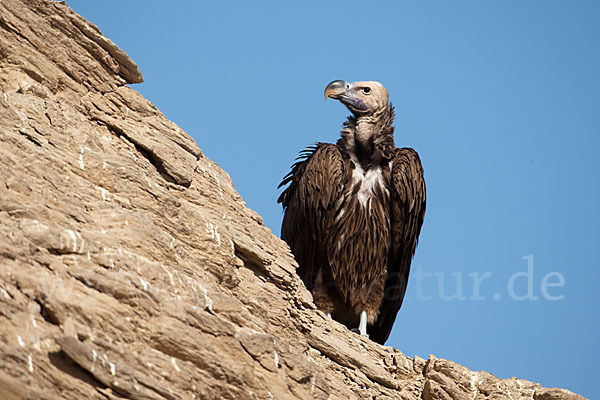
(67, 1), (599, 397)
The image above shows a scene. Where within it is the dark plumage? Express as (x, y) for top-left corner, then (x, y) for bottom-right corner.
(278, 80), (426, 344)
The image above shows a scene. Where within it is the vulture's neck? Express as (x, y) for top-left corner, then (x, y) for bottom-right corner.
(337, 105), (396, 169)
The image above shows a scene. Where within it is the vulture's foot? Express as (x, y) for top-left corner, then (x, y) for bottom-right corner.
(350, 327), (370, 338)
(358, 310), (368, 337)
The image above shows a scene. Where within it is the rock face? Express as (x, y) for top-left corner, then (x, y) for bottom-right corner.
(0, 1), (586, 399)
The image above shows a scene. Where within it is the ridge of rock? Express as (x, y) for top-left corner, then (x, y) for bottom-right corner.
(0, 1), (586, 399)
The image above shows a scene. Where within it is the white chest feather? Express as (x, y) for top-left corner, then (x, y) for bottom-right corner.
(350, 155), (387, 207)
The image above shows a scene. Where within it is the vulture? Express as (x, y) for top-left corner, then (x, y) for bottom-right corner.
(278, 80), (426, 344)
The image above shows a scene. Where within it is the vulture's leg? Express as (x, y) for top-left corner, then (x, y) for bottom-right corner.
(359, 310), (368, 337)
(327, 313), (332, 319)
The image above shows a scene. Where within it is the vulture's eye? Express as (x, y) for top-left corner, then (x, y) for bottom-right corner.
(363, 87), (371, 94)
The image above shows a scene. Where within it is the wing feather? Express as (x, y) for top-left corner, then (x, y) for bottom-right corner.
(278, 143), (348, 289)
(371, 147), (426, 344)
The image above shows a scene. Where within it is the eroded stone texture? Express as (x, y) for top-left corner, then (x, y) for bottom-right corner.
(0, 1), (587, 399)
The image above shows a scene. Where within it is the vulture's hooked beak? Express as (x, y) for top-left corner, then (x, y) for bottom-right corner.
(324, 80), (368, 112)
(324, 80), (347, 100)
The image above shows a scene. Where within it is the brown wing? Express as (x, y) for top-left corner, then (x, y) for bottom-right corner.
(370, 147), (426, 344)
(277, 143), (348, 290)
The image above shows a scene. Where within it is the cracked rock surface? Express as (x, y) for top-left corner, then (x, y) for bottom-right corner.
(0, 1), (586, 399)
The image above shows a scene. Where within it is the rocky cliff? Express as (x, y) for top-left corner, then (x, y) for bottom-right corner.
(0, 1), (586, 399)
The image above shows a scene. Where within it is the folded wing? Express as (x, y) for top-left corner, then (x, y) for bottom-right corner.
(370, 147), (426, 344)
(278, 143), (349, 290)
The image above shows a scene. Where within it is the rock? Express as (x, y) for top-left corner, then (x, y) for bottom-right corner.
(0, 1), (587, 399)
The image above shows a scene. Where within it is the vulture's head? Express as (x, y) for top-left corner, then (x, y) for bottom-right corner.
(324, 80), (389, 116)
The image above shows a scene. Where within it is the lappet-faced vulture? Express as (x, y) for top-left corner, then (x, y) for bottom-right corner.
(278, 80), (426, 344)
